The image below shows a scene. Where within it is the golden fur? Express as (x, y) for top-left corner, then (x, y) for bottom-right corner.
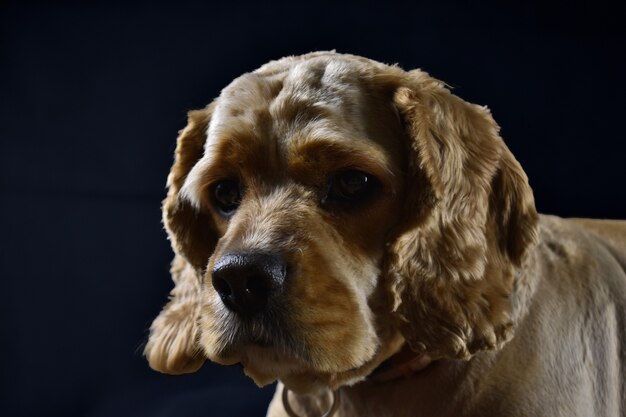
(145, 52), (626, 416)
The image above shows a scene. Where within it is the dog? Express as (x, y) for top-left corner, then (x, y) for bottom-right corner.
(145, 52), (626, 417)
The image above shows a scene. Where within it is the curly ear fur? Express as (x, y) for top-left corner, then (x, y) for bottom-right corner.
(387, 71), (538, 360)
(145, 104), (217, 374)
(145, 255), (205, 374)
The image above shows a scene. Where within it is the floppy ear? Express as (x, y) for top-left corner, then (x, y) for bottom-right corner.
(145, 255), (205, 374)
(145, 104), (218, 374)
(386, 71), (538, 360)
(163, 104), (219, 270)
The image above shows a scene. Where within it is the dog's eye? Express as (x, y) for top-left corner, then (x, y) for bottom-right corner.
(212, 180), (241, 216)
(325, 170), (377, 203)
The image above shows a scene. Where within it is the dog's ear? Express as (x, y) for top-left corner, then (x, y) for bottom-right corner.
(386, 71), (538, 360)
(145, 104), (218, 374)
(145, 255), (205, 374)
(163, 104), (218, 270)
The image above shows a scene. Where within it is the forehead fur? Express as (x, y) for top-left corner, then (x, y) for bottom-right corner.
(214, 54), (374, 144)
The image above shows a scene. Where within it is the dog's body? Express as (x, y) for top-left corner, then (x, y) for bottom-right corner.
(145, 52), (626, 417)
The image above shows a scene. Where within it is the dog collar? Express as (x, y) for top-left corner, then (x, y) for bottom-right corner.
(368, 344), (433, 383)
(281, 345), (431, 417)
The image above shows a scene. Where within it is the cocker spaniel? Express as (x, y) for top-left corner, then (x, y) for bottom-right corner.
(145, 52), (626, 417)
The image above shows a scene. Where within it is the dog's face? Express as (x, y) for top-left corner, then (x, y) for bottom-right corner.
(145, 52), (539, 390)
(181, 56), (409, 385)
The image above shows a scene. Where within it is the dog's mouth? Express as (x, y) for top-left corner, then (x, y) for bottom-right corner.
(228, 335), (405, 392)
(221, 308), (306, 352)
(211, 334), (322, 387)
(202, 307), (315, 380)
(202, 309), (381, 388)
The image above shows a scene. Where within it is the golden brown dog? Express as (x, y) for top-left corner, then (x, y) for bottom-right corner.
(145, 52), (626, 417)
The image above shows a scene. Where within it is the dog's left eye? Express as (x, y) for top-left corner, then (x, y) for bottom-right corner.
(325, 170), (377, 203)
(211, 179), (241, 216)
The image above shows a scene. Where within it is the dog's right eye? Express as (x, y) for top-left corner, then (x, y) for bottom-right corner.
(211, 180), (241, 216)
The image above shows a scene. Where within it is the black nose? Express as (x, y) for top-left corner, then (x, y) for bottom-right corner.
(211, 253), (287, 316)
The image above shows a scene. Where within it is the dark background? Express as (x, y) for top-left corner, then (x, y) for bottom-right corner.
(2, 1), (625, 416)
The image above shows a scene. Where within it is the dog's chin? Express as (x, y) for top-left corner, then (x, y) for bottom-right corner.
(206, 333), (405, 393)
(240, 345), (325, 389)
(205, 343), (336, 388)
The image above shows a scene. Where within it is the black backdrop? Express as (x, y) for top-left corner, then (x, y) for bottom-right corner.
(2, 1), (625, 417)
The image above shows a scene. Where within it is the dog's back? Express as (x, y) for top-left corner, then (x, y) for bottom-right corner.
(571, 218), (626, 258)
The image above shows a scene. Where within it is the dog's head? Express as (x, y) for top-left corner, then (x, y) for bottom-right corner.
(144, 52), (538, 390)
